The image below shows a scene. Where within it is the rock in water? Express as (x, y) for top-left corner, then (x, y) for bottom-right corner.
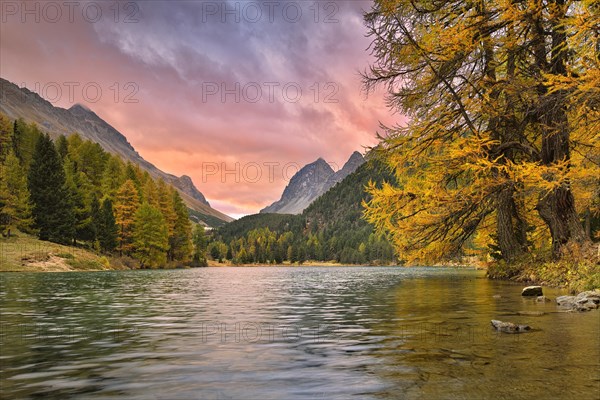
(522, 286), (543, 296)
(491, 320), (531, 333)
(536, 296), (550, 302)
(557, 290), (600, 312)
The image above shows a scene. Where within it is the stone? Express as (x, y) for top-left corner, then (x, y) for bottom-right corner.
(522, 286), (543, 296)
(536, 296), (550, 302)
(517, 311), (545, 316)
(491, 320), (531, 333)
(557, 291), (600, 312)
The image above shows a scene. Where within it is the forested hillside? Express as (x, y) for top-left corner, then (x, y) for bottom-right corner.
(0, 78), (233, 227)
(209, 159), (396, 265)
(0, 113), (207, 269)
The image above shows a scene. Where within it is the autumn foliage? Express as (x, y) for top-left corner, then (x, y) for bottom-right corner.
(362, 0), (599, 266)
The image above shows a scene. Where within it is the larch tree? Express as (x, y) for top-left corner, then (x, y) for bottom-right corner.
(133, 202), (169, 268)
(0, 113), (12, 161)
(0, 150), (34, 233)
(12, 119), (41, 171)
(192, 224), (208, 267)
(362, 0), (598, 264)
(114, 179), (140, 255)
(170, 188), (193, 262)
(157, 179), (177, 236)
(101, 155), (125, 200)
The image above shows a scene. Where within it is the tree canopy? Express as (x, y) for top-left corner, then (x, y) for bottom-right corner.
(362, 0), (599, 264)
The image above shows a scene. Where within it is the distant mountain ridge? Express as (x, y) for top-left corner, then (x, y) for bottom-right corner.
(260, 151), (365, 215)
(0, 77), (233, 226)
(216, 156), (396, 264)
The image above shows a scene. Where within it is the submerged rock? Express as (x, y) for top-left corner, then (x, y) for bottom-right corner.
(522, 286), (543, 296)
(517, 311), (545, 316)
(557, 290), (600, 312)
(491, 320), (531, 333)
(536, 296), (550, 302)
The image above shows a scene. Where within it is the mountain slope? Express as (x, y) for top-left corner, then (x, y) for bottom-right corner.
(260, 152), (365, 215)
(260, 157), (334, 214)
(0, 78), (232, 226)
(323, 151), (365, 193)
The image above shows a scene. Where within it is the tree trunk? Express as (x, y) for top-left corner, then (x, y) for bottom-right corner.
(537, 187), (587, 257)
(496, 185), (526, 262)
(584, 208), (591, 240)
(533, 0), (589, 257)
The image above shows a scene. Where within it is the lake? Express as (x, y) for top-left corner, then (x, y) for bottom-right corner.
(0, 267), (598, 399)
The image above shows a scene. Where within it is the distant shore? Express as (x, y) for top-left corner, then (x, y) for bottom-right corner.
(208, 260), (368, 267)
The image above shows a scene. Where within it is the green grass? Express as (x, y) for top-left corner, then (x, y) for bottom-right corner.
(0, 231), (114, 272)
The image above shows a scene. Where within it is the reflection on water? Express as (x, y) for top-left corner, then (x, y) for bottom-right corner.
(0, 267), (598, 399)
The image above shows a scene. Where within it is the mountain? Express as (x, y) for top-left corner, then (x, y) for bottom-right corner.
(260, 157), (334, 214)
(259, 152), (365, 215)
(214, 157), (396, 264)
(0, 78), (233, 226)
(323, 151), (365, 192)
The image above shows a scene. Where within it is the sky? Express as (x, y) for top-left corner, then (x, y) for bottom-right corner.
(0, 0), (399, 218)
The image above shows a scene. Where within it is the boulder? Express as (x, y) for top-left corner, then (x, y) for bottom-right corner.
(557, 290), (600, 312)
(522, 286), (543, 296)
(491, 320), (531, 333)
(557, 295), (576, 307)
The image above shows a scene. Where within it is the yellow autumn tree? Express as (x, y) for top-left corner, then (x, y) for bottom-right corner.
(114, 179), (140, 256)
(362, 0), (598, 264)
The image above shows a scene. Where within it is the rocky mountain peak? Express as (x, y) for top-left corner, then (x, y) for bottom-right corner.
(260, 152), (364, 215)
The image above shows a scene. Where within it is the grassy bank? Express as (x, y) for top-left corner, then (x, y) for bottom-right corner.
(0, 232), (126, 272)
(487, 244), (600, 293)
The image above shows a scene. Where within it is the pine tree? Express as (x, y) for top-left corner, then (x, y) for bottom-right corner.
(133, 202), (169, 268)
(97, 198), (118, 253)
(28, 134), (74, 244)
(114, 179), (140, 255)
(64, 157), (94, 243)
(89, 195), (101, 248)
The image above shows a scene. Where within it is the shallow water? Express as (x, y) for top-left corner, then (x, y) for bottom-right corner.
(0, 267), (598, 399)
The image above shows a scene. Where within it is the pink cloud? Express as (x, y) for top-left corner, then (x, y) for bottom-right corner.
(0, 1), (399, 216)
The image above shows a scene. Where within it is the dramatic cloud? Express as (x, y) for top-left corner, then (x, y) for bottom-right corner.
(0, 0), (399, 218)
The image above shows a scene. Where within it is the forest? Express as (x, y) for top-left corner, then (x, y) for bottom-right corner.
(0, 114), (208, 269)
(208, 160), (396, 265)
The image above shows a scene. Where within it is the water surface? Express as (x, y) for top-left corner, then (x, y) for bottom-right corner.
(1, 267), (598, 399)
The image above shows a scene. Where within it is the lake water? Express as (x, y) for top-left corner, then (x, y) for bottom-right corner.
(0, 267), (598, 399)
